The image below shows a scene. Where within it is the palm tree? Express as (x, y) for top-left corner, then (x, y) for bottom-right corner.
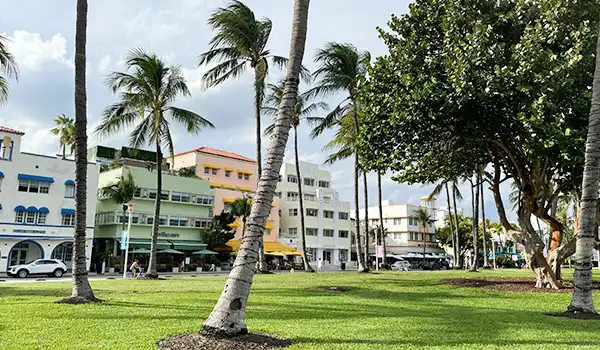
(429, 180), (462, 266)
(377, 171), (386, 267)
(0, 33), (18, 103)
(51, 114), (76, 159)
(568, 22), (600, 315)
(414, 207), (434, 267)
(452, 182), (463, 267)
(309, 42), (371, 272)
(57, 0), (98, 304)
(480, 180), (489, 268)
(201, 0), (310, 336)
(95, 49), (214, 278)
(99, 168), (137, 270)
(467, 175), (480, 271)
(230, 196), (252, 237)
(263, 81), (327, 273)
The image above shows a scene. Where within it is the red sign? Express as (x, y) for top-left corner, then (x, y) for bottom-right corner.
(127, 203), (135, 213)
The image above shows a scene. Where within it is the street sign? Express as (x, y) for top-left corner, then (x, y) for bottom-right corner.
(120, 230), (128, 250)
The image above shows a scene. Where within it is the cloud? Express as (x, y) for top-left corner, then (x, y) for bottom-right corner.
(5, 30), (72, 71)
(97, 55), (111, 72)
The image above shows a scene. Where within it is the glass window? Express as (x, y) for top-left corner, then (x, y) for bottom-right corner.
(225, 171), (231, 177)
(318, 180), (330, 188)
(323, 229), (334, 237)
(134, 188), (142, 198)
(323, 210), (334, 219)
(306, 228), (318, 236)
(288, 208), (298, 216)
(18, 180), (51, 194)
(339, 212), (349, 220)
(303, 178), (314, 186)
(65, 184), (75, 198)
(194, 217), (211, 228)
(212, 168), (217, 175)
(409, 232), (418, 240)
(393, 218), (402, 225)
(18, 180), (28, 192)
(339, 249), (348, 262)
(306, 208), (318, 217)
(61, 214), (75, 226)
(28, 181), (39, 193)
(15, 211), (25, 223)
(304, 194), (316, 201)
(160, 190), (169, 200)
(158, 215), (168, 225)
(39, 182), (50, 194)
(323, 196), (332, 204)
(204, 167), (210, 174)
(429, 234), (435, 242)
(288, 228), (297, 236)
(244, 174), (249, 180)
(0, 140), (13, 160)
(147, 215), (154, 225)
(287, 175), (298, 183)
(148, 189), (157, 199)
(238, 173), (243, 179)
(37, 212), (47, 224)
(181, 192), (190, 203)
(26, 212), (36, 224)
(338, 230), (349, 238)
(287, 192), (299, 201)
(171, 191), (182, 202)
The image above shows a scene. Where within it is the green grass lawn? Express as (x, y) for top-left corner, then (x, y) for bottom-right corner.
(1, 269), (599, 349)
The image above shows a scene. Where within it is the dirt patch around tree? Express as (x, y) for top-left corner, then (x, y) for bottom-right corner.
(54, 296), (103, 304)
(444, 278), (600, 293)
(305, 285), (353, 293)
(156, 333), (294, 350)
(548, 311), (600, 320)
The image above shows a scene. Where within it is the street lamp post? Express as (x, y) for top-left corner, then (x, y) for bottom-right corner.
(122, 203), (134, 279)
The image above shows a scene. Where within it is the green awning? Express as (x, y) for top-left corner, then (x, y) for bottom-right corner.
(126, 239), (207, 251)
(192, 249), (218, 255)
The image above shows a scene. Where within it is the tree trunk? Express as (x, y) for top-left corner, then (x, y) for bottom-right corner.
(363, 172), (369, 267)
(200, 0), (311, 336)
(567, 20), (600, 315)
(445, 183), (455, 265)
(241, 218), (246, 237)
(294, 126), (314, 272)
(60, 0), (97, 303)
(254, 69), (268, 274)
(480, 180), (489, 268)
(120, 207), (126, 273)
(470, 176), (479, 271)
(452, 183), (461, 267)
(146, 142), (162, 278)
(62, 144), (66, 159)
(351, 104), (367, 272)
(377, 171), (386, 267)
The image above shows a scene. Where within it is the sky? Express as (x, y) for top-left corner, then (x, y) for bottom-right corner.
(0, 0), (514, 221)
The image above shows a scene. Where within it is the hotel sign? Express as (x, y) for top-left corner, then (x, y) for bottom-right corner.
(13, 229), (46, 234)
(158, 232), (180, 238)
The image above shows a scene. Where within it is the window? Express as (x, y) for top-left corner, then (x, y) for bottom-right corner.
(170, 216), (189, 227)
(275, 191), (282, 197)
(339, 212), (349, 220)
(278, 175), (282, 182)
(408, 217), (416, 226)
(304, 193), (316, 201)
(212, 168), (217, 175)
(318, 180), (330, 188)
(194, 194), (214, 205)
(393, 218), (402, 225)
(18, 180), (50, 194)
(148, 189), (157, 199)
(409, 232), (418, 240)
(37, 212), (47, 224)
(339, 249), (348, 262)
(225, 170), (231, 177)
(194, 217), (211, 228)
(287, 192), (299, 201)
(15, 211), (24, 223)
(26, 212), (36, 224)
(287, 175), (298, 183)
(303, 178), (314, 186)
(65, 184), (75, 198)
(244, 174), (250, 180)
(158, 215), (168, 225)
(306, 228), (318, 236)
(323, 196), (332, 204)
(172, 192), (190, 203)
(338, 230), (349, 238)
(204, 167), (210, 174)
(147, 215), (154, 225)
(306, 208), (318, 217)
(429, 234), (435, 242)
(238, 173), (243, 179)
(0, 139), (13, 160)
(160, 190), (170, 200)
(288, 228), (298, 237)
(288, 208), (298, 216)
(62, 214), (75, 226)
(323, 229), (334, 237)
(323, 210), (334, 219)
(134, 188), (142, 198)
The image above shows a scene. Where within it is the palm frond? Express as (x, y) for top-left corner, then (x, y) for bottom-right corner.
(199, 47), (244, 66)
(201, 59), (247, 89)
(308, 103), (350, 138)
(95, 102), (141, 138)
(263, 123), (276, 136)
(168, 107), (215, 133)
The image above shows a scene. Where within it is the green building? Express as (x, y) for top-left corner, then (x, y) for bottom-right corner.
(93, 166), (215, 271)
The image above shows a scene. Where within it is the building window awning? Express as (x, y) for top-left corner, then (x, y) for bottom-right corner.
(237, 170), (253, 175)
(237, 186), (253, 192)
(18, 174), (55, 183)
(0, 171), (4, 178)
(223, 198), (234, 204)
(228, 222), (241, 228)
(38, 207), (49, 213)
(203, 164), (221, 170)
(64, 180), (75, 186)
(14, 205), (26, 212)
(265, 223), (274, 230)
(61, 208), (75, 215)
(214, 240), (297, 253)
(26, 206), (38, 213)
(224, 167), (234, 172)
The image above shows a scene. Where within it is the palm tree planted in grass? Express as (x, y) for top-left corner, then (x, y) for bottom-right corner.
(95, 49), (214, 278)
(0, 33), (18, 103)
(200, 0), (311, 336)
(263, 80), (328, 273)
(429, 180), (462, 266)
(414, 207), (434, 268)
(309, 42), (371, 273)
(51, 114), (76, 159)
(230, 196), (252, 238)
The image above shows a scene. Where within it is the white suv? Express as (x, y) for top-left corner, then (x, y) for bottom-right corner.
(8, 259), (68, 278)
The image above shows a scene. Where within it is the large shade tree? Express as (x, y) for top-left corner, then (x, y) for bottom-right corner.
(358, 0), (598, 288)
(51, 114), (76, 159)
(200, 0), (311, 336)
(0, 32), (18, 103)
(96, 49), (214, 278)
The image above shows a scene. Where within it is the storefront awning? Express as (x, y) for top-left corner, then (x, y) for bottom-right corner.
(125, 239), (207, 251)
(214, 239), (298, 254)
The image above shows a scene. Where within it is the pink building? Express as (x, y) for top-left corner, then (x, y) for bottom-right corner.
(168, 147), (279, 242)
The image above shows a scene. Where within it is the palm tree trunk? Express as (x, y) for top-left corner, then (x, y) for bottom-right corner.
(377, 171), (386, 267)
(62, 144), (66, 159)
(60, 0), (97, 303)
(444, 183), (455, 265)
(120, 207), (126, 273)
(470, 176), (479, 272)
(363, 172), (369, 267)
(241, 218), (246, 237)
(295, 126), (314, 272)
(350, 103), (367, 273)
(567, 20), (600, 315)
(201, 0), (311, 336)
(254, 69), (268, 274)
(147, 142), (162, 278)
(452, 183), (461, 267)
(480, 180), (489, 268)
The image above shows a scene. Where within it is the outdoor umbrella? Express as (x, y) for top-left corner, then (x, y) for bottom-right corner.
(191, 249), (218, 255)
(157, 248), (184, 255)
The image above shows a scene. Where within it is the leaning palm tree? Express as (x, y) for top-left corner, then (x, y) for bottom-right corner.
(263, 80), (328, 273)
(414, 207), (434, 267)
(309, 42), (371, 272)
(567, 23), (600, 315)
(0, 33), (18, 104)
(56, 0), (98, 304)
(95, 49), (214, 278)
(230, 196), (252, 238)
(201, 0), (310, 336)
(99, 168), (136, 270)
(51, 114), (76, 159)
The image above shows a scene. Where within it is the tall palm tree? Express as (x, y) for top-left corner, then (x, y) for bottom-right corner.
(95, 49), (214, 278)
(377, 171), (386, 267)
(57, 0), (98, 304)
(0, 33), (18, 104)
(230, 196), (252, 237)
(468, 175), (480, 271)
(309, 42), (371, 272)
(414, 207), (434, 267)
(201, 0), (310, 336)
(568, 22), (600, 315)
(264, 81), (327, 273)
(480, 180), (489, 268)
(99, 168), (137, 270)
(51, 114), (76, 159)
(452, 182), (463, 267)
(429, 180), (462, 266)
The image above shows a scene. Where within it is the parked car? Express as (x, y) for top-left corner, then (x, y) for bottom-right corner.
(391, 260), (411, 271)
(7, 259), (67, 278)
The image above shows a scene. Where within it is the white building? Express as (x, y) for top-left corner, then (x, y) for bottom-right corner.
(276, 161), (352, 269)
(357, 198), (445, 257)
(0, 126), (99, 272)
